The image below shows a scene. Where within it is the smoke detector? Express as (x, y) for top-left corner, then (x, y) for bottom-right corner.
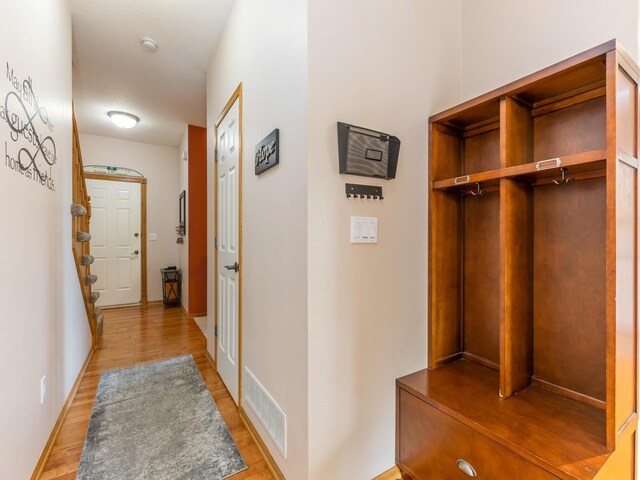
(141, 37), (158, 52)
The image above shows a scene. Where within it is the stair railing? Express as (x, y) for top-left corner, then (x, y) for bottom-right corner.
(71, 111), (102, 345)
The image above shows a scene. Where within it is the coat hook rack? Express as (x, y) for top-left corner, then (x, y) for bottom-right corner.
(553, 168), (574, 185)
(345, 183), (383, 200)
(469, 183), (485, 196)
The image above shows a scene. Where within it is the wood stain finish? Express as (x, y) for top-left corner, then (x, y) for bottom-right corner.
(39, 304), (274, 480)
(405, 40), (639, 480)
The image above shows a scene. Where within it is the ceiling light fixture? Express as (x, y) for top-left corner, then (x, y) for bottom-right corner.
(108, 111), (140, 129)
(141, 37), (158, 52)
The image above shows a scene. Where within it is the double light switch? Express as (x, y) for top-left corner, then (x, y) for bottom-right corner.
(351, 216), (378, 244)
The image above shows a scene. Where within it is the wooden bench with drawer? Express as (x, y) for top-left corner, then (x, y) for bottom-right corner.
(396, 361), (614, 480)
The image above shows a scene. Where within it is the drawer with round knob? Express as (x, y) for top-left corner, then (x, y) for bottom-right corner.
(397, 389), (557, 480)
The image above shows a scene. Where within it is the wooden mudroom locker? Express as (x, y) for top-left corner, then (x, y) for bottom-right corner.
(396, 40), (639, 480)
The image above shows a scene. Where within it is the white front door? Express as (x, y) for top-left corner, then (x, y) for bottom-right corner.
(87, 178), (142, 307)
(217, 98), (240, 403)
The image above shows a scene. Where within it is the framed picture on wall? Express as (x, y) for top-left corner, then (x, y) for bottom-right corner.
(179, 190), (186, 235)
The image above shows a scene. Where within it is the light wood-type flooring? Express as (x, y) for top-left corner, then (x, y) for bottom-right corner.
(40, 303), (274, 480)
(374, 466), (402, 480)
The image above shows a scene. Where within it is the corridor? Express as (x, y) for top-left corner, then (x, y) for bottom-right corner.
(40, 304), (274, 480)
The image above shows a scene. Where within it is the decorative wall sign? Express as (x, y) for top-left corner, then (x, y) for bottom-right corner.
(1, 62), (57, 191)
(84, 165), (144, 177)
(255, 128), (279, 175)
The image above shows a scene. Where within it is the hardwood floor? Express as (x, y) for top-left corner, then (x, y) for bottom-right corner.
(373, 466), (403, 480)
(40, 303), (274, 480)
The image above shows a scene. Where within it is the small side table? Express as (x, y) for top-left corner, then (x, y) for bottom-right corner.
(161, 268), (181, 306)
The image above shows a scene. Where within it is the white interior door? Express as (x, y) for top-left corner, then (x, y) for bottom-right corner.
(87, 178), (142, 307)
(217, 99), (240, 404)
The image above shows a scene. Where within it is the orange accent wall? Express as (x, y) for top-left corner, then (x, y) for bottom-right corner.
(188, 125), (207, 314)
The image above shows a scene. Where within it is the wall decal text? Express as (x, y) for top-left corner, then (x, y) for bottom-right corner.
(1, 62), (56, 191)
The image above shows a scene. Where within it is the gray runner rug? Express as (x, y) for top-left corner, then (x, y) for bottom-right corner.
(77, 355), (247, 480)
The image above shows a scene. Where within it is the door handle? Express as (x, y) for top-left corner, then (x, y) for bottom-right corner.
(224, 262), (239, 272)
(131, 250), (139, 255)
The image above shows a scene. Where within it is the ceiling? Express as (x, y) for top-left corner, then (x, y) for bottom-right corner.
(71, 0), (234, 147)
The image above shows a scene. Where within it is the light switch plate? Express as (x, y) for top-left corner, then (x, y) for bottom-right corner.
(351, 216), (377, 244)
(149, 233), (158, 241)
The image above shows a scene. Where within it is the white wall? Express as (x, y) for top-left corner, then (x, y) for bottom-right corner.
(461, 0), (639, 99)
(206, 0), (309, 477)
(178, 127), (189, 310)
(78, 134), (180, 301)
(203, 2), (638, 479)
(306, 1), (461, 478)
(0, 1), (92, 477)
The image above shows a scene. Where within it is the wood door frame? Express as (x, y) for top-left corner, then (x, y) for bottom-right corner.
(214, 83), (243, 406)
(85, 172), (148, 305)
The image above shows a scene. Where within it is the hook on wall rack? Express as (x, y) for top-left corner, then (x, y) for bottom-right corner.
(345, 183), (383, 200)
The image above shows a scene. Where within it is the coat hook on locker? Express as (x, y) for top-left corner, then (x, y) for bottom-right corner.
(553, 168), (574, 185)
(470, 183), (485, 196)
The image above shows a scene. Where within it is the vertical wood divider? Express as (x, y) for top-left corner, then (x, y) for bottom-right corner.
(499, 97), (534, 397)
(605, 49), (618, 450)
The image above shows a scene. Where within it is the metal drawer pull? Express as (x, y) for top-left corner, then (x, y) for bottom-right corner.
(454, 175), (471, 185)
(535, 157), (561, 170)
(456, 459), (477, 477)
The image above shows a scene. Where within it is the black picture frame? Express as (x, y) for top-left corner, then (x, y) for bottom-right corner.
(179, 190), (186, 234)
